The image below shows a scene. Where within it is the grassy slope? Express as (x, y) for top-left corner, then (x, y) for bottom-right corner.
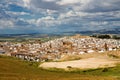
(0, 55), (119, 80)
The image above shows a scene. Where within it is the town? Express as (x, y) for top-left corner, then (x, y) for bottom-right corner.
(0, 35), (120, 62)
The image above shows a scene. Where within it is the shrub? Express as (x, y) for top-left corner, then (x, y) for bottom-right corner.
(67, 66), (72, 69)
(102, 68), (108, 72)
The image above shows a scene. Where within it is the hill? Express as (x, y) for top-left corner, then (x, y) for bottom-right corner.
(0, 55), (120, 80)
(63, 28), (120, 35)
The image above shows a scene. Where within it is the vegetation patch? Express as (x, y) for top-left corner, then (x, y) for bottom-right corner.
(108, 54), (120, 58)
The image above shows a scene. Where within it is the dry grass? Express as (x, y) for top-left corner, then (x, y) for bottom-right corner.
(0, 55), (119, 80)
(59, 49), (120, 61)
(106, 49), (120, 58)
(40, 57), (120, 70)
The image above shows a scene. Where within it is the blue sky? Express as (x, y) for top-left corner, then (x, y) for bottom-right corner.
(0, 0), (120, 34)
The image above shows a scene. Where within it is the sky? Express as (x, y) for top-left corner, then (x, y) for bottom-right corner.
(0, 0), (120, 34)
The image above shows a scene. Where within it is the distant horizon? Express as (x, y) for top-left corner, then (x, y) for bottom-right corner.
(0, 27), (119, 35)
(0, 0), (120, 34)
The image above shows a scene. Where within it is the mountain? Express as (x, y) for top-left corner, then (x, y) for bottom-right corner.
(0, 33), (63, 38)
(0, 28), (119, 38)
(63, 28), (120, 35)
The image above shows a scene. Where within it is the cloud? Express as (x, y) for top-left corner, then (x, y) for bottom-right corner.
(82, 0), (120, 12)
(0, 0), (120, 34)
(24, 0), (62, 10)
(22, 0), (30, 7)
(0, 19), (14, 29)
(57, 0), (81, 5)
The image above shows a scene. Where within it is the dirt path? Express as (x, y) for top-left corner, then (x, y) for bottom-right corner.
(39, 58), (120, 69)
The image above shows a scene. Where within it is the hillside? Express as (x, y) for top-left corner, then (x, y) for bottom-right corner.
(0, 55), (120, 80)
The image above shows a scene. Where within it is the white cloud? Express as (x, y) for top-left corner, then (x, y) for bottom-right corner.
(36, 16), (57, 27)
(44, 0), (56, 2)
(0, 19), (14, 29)
(58, 10), (76, 19)
(57, 0), (90, 6)
(27, 16), (56, 27)
(6, 11), (30, 16)
(40, 16), (55, 20)
(90, 21), (108, 26)
(22, 0), (30, 8)
(57, 0), (80, 5)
